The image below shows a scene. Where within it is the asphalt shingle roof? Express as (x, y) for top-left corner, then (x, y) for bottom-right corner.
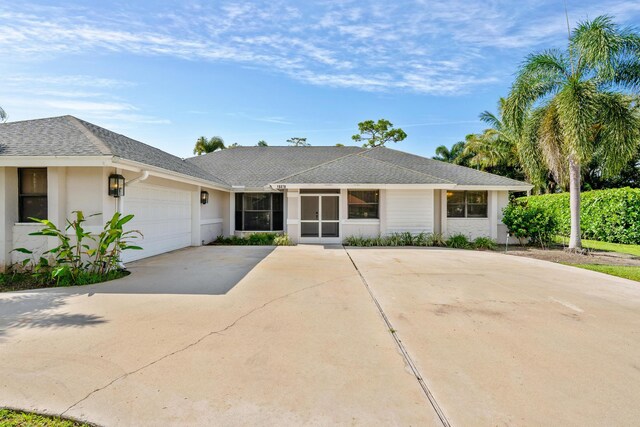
(1, 116), (531, 189)
(272, 151), (452, 185)
(0, 116), (229, 187)
(187, 146), (365, 188)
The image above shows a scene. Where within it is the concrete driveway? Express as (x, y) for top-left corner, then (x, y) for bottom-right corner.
(1, 246), (639, 426)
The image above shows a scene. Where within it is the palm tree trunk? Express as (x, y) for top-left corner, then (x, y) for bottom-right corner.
(568, 157), (582, 249)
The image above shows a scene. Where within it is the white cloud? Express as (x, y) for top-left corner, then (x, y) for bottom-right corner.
(1, 0), (638, 97)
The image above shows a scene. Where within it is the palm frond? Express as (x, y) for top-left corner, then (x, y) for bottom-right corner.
(0, 106), (6, 122)
(555, 79), (599, 163)
(594, 92), (640, 177)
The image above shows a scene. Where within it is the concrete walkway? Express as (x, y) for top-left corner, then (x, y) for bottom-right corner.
(1, 246), (639, 426)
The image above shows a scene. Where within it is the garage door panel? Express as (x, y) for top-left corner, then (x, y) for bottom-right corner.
(123, 184), (192, 262)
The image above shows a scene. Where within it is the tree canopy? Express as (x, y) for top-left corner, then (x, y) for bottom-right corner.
(287, 137), (309, 146)
(504, 15), (640, 249)
(193, 136), (225, 155)
(352, 119), (407, 147)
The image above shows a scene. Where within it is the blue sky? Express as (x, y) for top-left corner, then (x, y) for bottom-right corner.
(1, 1), (640, 159)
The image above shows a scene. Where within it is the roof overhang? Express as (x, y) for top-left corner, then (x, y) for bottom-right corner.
(0, 155), (231, 192)
(269, 183), (534, 191)
(110, 157), (230, 192)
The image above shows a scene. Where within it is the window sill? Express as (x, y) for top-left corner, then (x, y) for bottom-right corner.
(14, 222), (42, 226)
(342, 219), (380, 224)
(446, 217), (489, 220)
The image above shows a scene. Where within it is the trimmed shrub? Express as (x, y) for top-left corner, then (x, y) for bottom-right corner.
(273, 234), (293, 246)
(473, 237), (497, 250)
(213, 232), (281, 246)
(446, 234), (471, 249)
(502, 200), (557, 246)
(519, 187), (640, 244)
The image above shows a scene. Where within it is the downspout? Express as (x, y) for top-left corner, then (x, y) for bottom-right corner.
(117, 170), (149, 214)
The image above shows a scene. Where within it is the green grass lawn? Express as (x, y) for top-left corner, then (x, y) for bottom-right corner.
(0, 408), (91, 426)
(554, 236), (640, 257)
(565, 264), (640, 282)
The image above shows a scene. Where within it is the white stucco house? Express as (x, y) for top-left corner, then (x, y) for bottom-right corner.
(0, 116), (532, 270)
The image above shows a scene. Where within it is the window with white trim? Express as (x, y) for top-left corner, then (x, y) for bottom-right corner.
(348, 190), (379, 219)
(18, 168), (48, 223)
(447, 191), (487, 218)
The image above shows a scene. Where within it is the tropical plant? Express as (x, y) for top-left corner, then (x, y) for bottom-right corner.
(0, 106), (6, 123)
(352, 119), (407, 147)
(193, 136), (225, 155)
(257, 140), (268, 147)
(472, 237), (497, 250)
(13, 211), (142, 286)
(446, 234), (471, 249)
(504, 15), (640, 250)
(433, 141), (468, 164)
(287, 137), (309, 147)
(273, 233), (293, 246)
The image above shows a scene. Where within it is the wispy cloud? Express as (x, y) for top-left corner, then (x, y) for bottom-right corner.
(1, 0), (638, 98)
(1, 73), (168, 125)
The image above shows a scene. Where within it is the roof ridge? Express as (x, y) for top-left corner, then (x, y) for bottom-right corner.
(70, 116), (231, 187)
(272, 147), (368, 183)
(359, 147), (455, 184)
(65, 116), (113, 155)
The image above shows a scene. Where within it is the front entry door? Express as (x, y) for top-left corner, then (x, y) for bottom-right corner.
(300, 194), (340, 243)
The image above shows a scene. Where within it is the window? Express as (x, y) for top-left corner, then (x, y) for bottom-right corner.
(348, 190), (379, 219)
(447, 191), (487, 218)
(235, 193), (284, 231)
(18, 168), (48, 223)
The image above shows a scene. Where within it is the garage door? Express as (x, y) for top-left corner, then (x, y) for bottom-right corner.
(123, 183), (192, 262)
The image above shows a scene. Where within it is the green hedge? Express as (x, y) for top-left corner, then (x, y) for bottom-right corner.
(518, 187), (640, 244)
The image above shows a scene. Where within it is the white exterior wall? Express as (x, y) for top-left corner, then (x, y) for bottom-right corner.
(1, 166), (232, 269)
(384, 189), (434, 234)
(286, 189), (300, 244)
(445, 190), (510, 242)
(446, 218), (491, 240)
(0, 167), (18, 271)
(200, 187), (226, 244)
(340, 188), (381, 238)
(496, 190), (511, 244)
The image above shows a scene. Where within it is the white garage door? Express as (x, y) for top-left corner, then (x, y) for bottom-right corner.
(123, 183), (192, 262)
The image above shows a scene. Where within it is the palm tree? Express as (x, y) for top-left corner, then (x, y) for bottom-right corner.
(433, 141), (466, 163)
(505, 15), (640, 250)
(0, 106), (6, 123)
(256, 140), (268, 147)
(193, 136), (225, 155)
(463, 99), (550, 191)
(287, 137), (309, 147)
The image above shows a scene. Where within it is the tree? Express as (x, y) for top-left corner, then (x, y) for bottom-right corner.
(193, 136), (225, 155)
(0, 106), (6, 123)
(335, 143), (345, 147)
(227, 143), (242, 149)
(352, 119), (407, 147)
(461, 99), (552, 191)
(505, 15), (640, 250)
(287, 137), (309, 146)
(257, 140), (268, 147)
(433, 141), (467, 163)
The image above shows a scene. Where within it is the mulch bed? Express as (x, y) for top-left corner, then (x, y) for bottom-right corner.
(498, 245), (640, 266)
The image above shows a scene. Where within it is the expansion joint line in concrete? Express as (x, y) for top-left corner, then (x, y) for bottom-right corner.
(343, 247), (451, 427)
(59, 276), (348, 418)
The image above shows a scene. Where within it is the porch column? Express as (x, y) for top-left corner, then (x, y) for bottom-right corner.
(440, 190), (448, 236)
(191, 186), (202, 246)
(0, 168), (18, 272)
(489, 190), (498, 240)
(286, 189), (300, 244)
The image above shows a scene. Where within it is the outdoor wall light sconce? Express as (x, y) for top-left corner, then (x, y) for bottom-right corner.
(201, 190), (209, 205)
(108, 174), (125, 198)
